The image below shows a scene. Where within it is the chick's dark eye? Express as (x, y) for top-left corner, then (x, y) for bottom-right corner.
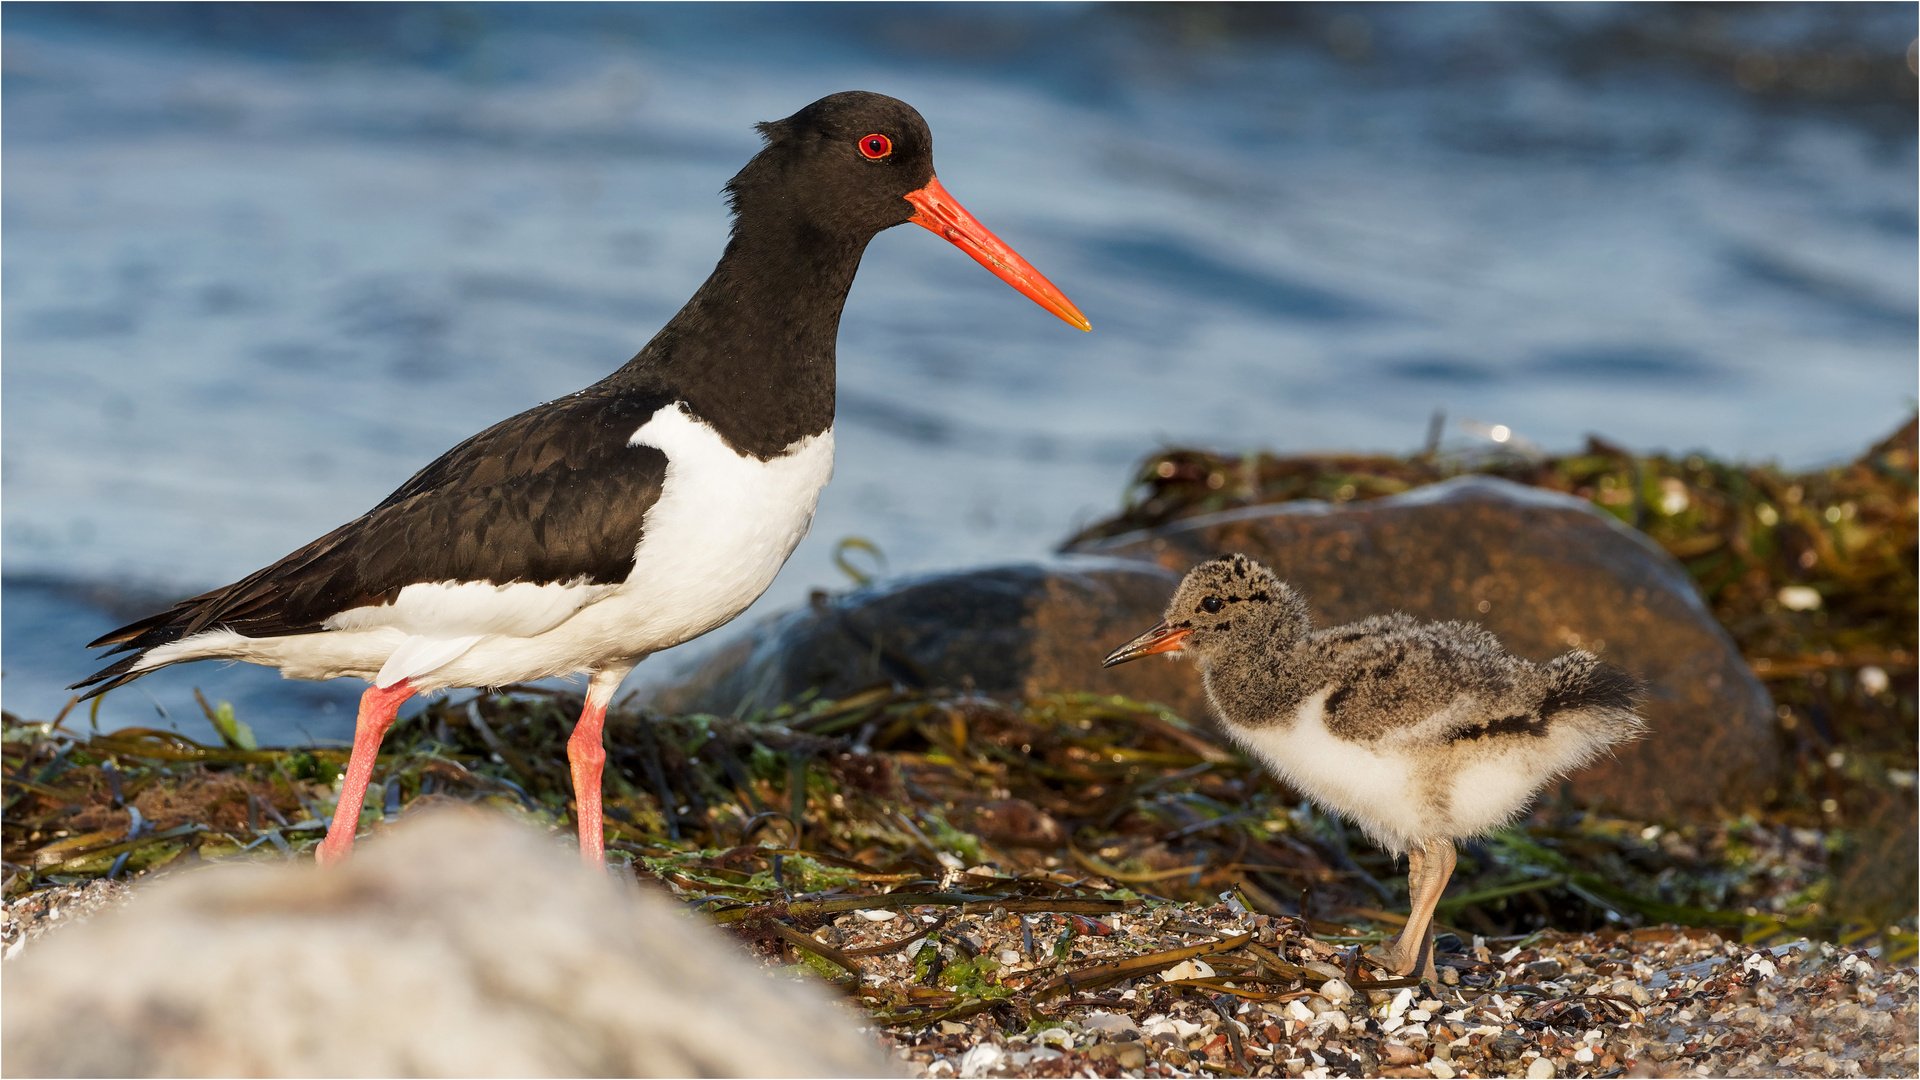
(859, 133), (892, 159)
(1201, 596), (1225, 614)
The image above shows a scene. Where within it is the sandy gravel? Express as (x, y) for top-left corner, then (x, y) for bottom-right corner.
(810, 898), (1918, 1079)
(11, 868), (1913, 1079)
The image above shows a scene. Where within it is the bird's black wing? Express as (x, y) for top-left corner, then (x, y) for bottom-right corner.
(76, 389), (673, 690)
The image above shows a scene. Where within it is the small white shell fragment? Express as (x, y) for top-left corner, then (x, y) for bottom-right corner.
(1777, 585), (1822, 611)
(1082, 1012), (1138, 1035)
(1429, 1059), (1457, 1079)
(957, 1043), (1003, 1079)
(1034, 1027), (1074, 1049)
(857, 909), (897, 922)
(1284, 999), (1315, 1023)
(1319, 978), (1354, 1004)
(1386, 987), (1416, 1021)
(1145, 1016), (1204, 1040)
(1573, 1046), (1595, 1063)
(1159, 959), (1216, 982)
(998, 949), (1021, 966)
(1527, 1056), (1556, 1078)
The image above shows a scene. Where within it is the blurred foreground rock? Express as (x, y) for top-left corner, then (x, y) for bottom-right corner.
(663, 477), (1774, 820)
(0, 811), (894, 1078)
(650, 556), (1190, 720)
(1070, 476), (1778, 819)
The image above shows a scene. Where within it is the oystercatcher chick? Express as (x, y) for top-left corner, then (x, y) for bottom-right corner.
(1103, 554), (1645, 982)
(73, 91), (1089, 869)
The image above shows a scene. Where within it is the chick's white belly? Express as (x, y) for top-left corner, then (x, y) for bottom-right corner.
(1220, 688), (1433, 853)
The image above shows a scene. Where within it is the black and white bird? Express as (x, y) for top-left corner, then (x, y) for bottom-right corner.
(1102, 554), (1645, 982)
(75, 92), (1089, 869)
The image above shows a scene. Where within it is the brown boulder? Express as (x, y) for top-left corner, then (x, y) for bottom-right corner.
(648, 558), (1191, 720)
(1069, 475), (1777, 819)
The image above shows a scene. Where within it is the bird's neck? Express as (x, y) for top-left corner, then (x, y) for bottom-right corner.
(1202, 643), (1312, 729)
(606, 215), (873, 460)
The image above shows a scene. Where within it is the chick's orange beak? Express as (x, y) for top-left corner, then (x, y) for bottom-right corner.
(905, 176), (1091, 332)
(1101, 621), (1191, 668)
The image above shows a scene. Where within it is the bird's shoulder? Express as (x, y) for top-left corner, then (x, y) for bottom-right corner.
(1308, 614), (1525, 741)
(374, 388), (677, 509)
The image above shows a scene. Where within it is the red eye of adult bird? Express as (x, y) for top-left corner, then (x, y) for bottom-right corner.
(859, 133), (892, 159)
(904, 176), (1092, 331)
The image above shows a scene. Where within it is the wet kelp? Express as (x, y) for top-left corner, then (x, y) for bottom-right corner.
(1069, 417), (1919, 926)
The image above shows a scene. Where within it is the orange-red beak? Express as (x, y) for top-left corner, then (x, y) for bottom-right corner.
(1101, 621), (1191, 668)
(905, 176), (1091, 332)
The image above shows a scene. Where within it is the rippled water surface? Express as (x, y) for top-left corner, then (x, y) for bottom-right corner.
(5, 4), (1915, 741)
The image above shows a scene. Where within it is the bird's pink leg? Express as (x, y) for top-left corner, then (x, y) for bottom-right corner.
(568, 667), (632, 869)
(1390, 838), (1456, 982)
(315, 680), (416, 867)
(1387, 844), (1429, 974)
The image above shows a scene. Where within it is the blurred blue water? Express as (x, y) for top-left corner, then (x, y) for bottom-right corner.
(5, 3), (1915, 743)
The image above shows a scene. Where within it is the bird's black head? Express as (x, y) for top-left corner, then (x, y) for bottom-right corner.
(1103, 554), (1311, 668)
(722, 91), (1089, 330)
(726, 91), (936, 242)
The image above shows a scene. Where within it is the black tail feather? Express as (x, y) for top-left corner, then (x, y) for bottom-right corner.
(75, 595), (217, 696)
(69, 651), (158, 699)
(1540, 653), (1643, 718)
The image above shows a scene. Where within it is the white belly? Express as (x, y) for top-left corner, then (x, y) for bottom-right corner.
(1220, 687), (1433, 854)
(1221, 684), (1556, 853)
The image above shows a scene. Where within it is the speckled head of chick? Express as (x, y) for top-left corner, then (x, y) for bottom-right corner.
(1101, 552), (1310, 668)
(1104, 553), (1648, 982)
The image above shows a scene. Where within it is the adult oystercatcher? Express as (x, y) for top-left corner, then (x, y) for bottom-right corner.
(75, 91), (1089, 869)
(1102, 554), (1645, 982)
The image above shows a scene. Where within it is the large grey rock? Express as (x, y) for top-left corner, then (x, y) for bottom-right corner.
(0, 811), (895, 1078)
(1069, 476), (1778, 819)
(650, 557), (1187, 719)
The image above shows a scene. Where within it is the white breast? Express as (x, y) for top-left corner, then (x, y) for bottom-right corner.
(611, 404), (836, 646)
